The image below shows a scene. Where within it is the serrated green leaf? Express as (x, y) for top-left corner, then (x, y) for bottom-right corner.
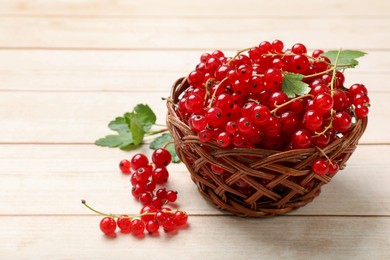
(95, 132), (138, 150)
(134, 104), (156, 132)
(108, 116), (129, 133)
(322, 50), (366, 70)
(149, 133), (174, 149)
(282, 73), (310, 98)
(95, 134), (128, 148)
(150, 133), (180, 163)
(126, 112), (144, 145)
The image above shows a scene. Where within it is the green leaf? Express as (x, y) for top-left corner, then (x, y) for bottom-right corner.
(150, 133), (180, 163)
(282, 73), (310, 98)
(108, 116), (129, 133)
(322, 50), (366, 70)
(95, 132), (134, 148)
(126, 112), (144, 145)
(134, 104), (156, 132)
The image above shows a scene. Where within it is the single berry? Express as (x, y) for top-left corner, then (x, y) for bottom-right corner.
(292, 129), (311, 149)
(174, 211), (189, 226)
(166, 190), (178, 203)
(131, 153), (149, 171)
(152, 167), (169, 184)
(117, 215), (132, 233)
(146, 220), (160, 233)
(312, 159), (330, 175)
(332, 111), (352, 133)
(119, 159), (131, 174)
(152, 148), (172, 167)
(131, 219), (145, 236)
(99, 217), (117, 236)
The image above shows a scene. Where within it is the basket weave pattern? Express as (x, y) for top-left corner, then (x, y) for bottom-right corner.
(167, 77), (368, 217)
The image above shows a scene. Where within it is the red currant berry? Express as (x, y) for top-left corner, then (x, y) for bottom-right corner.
(288, 55), (310, 74)
(205, 57), (222, 73)
(313, 93), (334, 115)
(353, 93), (370, 106)
(117, 216), (132, 233)
(152, 148), (172, 167)
(140, 205), (157, 222)
(146, 220), (160, 234)
(166, 190), (178, 203)
(151, 197), (163, 209)
(312, 49), (324, 58)
(156, 188), (168, 200)
(216, 131), (232, 148)
(144, 180), (156, 192)
(251, 104), (271, 126)
(132, 183), (146, 200)
(188, 71), (204, 88)
(185, 94), (204, 113)
(139, 192), (153, 206)
(237, 64), (253, 82)
(131, 153), (149, 171)
(174, 211), (189, 226)
(119, 159), (131, 174)
(271, 39), (284, 53)
(152, 167), (169, 184)
(162, 217), (177, 232)
(349, 83), (368, 96)
(211, 164), (226, 175)
(264, 68), (283, 91)
(332, 89), (348, 111)
(238, 117), (253, 134)
(205, 107), (226, 127)
(279, 111), (299, 134)
(225, 121), (238, 134)
(335, 71), (345, 88)
(135, 166), (152, 183)
(328, 160), (340, 175)
(312, 159), (329, 175)
(155, 210), (169, 225)
(99, 217), (116, 236)
(131, 219), (145, 236)
(188, 114), (207, 132)
(292, 43), (307, 54)
(198, 129), (213, 142)
(332, 111), (352, 133)
(216, 93), (234, 110)
(292, 129), (311, 149)
(355, 104), (369, 119)
(304, 110), (323, 131)
(262, 116), (281, 137)
(268, 91), (288, 110)
(258, 41), (272, 54)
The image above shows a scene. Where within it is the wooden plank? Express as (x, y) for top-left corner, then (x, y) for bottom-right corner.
(0, 144), (388, 216)
(0, 50), (387, 92)
(0, 16), (389, 49)
(1, 215), (389, 259)
(0, 67), (386, 93)
(0, 91), (386, 144)
(0, 0), (389, 17)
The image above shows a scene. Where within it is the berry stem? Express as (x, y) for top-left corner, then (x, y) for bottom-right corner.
(228, 46), (256, 65)
(270, 93), (313, 115)
(315, 147), (335, 166)
(330, 48), (343, 93)
(82, 199), (186, 219)
(145, 128), (169, 136)
(207, 77), (228, 108)
(315, 49), (343, 136)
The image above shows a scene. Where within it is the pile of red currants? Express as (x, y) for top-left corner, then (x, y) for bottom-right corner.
(91, 148), (188, 237)
(176, 40), (369, 177)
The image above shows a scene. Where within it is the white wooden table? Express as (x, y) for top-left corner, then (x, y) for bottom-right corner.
(0, 0), (389, 259)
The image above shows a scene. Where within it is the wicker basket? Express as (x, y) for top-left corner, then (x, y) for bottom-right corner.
(166, 77), (368, 217)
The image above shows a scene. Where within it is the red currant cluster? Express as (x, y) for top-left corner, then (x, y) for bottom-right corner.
(85, 148), (188, 237)
(176, 40), (369, 176)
